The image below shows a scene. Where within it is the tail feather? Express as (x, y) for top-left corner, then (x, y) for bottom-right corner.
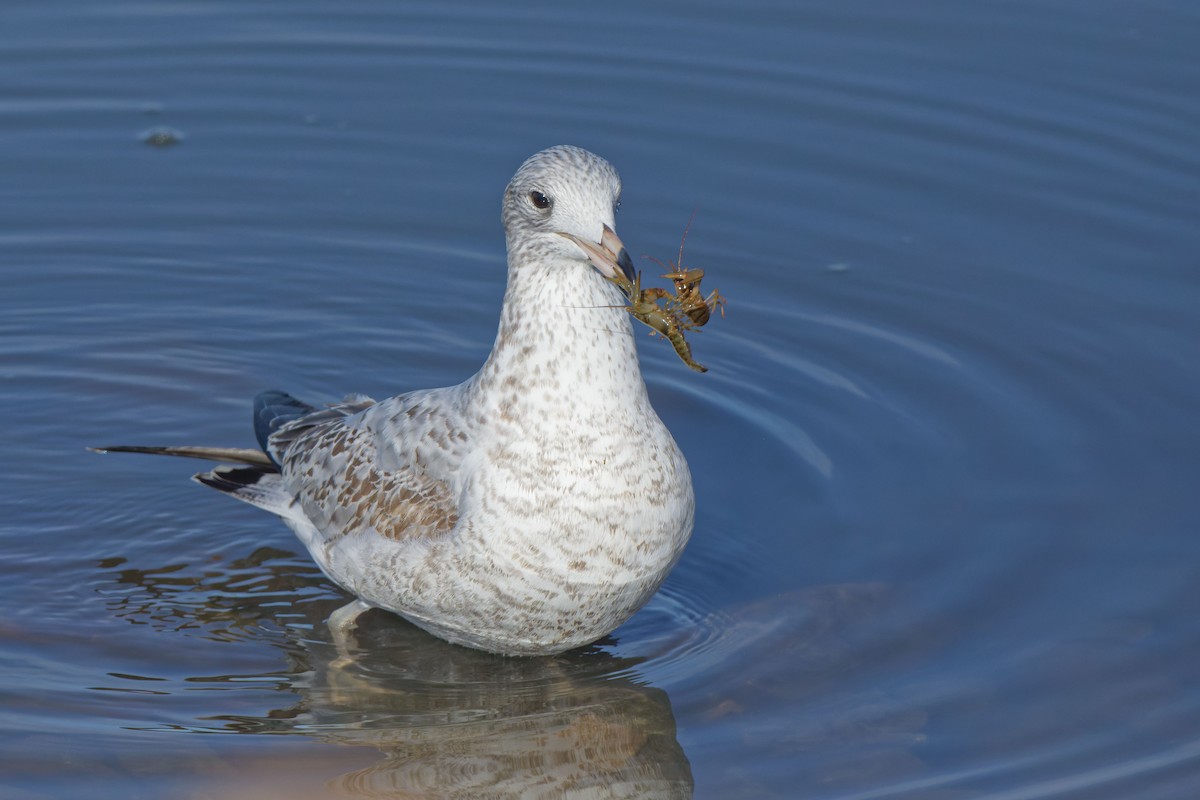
(193, 465), (298, 518)
(89, 445), (277, 469)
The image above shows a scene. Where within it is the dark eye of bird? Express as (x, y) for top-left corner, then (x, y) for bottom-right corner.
(529, 190), (551, 210)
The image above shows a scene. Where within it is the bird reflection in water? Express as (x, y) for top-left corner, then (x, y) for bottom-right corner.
(98, 547), (694, 799)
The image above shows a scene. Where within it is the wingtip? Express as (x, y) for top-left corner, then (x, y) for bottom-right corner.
(193, 465), (269, 493)
(192, 470), (229, 491)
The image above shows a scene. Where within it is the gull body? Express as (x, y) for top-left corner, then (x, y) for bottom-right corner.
(98, 146), (695, 656)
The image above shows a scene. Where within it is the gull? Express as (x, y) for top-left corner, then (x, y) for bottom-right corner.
(95, 145), (695, 656)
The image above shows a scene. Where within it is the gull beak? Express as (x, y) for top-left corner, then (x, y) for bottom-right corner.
(559, 224), (637, 285)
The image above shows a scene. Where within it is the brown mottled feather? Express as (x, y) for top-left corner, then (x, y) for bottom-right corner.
(281, 415), (458, 545)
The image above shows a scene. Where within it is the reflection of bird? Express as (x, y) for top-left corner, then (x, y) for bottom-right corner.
(278, 620), (692, 800)
(99, 550), (694, 799)
(94, 145), (695, 656)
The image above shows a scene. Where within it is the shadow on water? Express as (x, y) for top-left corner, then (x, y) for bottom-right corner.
(96, 547), (694, 799)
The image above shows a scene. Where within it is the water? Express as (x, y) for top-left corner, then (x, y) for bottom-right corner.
(3, 0), (1199, 797)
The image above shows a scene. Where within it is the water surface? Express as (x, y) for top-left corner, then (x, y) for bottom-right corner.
(3, 1), (1199, 797)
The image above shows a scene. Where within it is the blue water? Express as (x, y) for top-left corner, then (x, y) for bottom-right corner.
(3, 1), (1200, 797)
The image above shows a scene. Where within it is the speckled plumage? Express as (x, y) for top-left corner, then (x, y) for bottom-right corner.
(101, 146), (695, 656)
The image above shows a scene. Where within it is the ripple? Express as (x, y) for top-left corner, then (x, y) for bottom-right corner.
(3, 0), (1199, 796)
(93, 546), (341, 645)
(832, 737), (1200, 800)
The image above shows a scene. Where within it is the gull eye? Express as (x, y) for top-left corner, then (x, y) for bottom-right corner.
(529, 190), (552, 210)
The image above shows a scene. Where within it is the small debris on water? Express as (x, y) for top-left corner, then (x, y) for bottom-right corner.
(140, 126), (184, 147)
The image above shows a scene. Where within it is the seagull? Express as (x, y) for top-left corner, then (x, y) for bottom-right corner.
(95, 145), (695, 656)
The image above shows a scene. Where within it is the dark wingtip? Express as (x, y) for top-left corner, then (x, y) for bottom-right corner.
(84, 444), (277, 467)
(194, 472), (234, 491)
(193, 466), (269, 493)
(89, 445), (154, 455)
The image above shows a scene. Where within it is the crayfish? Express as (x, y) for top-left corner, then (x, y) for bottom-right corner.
(606, 216), (725, 372)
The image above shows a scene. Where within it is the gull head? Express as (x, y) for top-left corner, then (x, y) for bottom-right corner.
(503, 145), (636, 284)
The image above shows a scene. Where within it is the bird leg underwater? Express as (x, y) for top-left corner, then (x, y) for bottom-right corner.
(328, 598), (374, 663)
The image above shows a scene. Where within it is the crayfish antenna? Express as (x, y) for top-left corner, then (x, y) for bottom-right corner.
(678, 209), (697, 267)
